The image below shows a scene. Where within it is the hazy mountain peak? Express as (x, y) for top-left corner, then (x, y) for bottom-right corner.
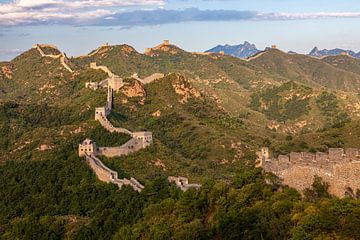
(309, 46), (360, 58)
(205, 41), (260, 59)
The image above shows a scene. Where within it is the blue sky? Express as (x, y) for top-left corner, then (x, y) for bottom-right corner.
(1, 0), (360, 60)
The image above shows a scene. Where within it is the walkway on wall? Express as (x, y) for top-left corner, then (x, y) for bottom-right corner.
(85, 153), (144, 192)
(90, 62), (115, 78)
(74, 43), (110, 59)
(97, 114), (133, 135)
(131, 73), (165, 84)
(245, 51), (266, 62)
(33, 44), (74, 73)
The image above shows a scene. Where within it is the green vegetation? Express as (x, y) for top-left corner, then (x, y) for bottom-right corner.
(250, 81), (312, 122)
(2, 44), (360, 239)
(316, 91), (351, 128)
(1, 153), (360, 239)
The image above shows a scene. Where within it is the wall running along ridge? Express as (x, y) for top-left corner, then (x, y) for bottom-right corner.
(33, 44), (74, 73)
(79, 43), (201, 192)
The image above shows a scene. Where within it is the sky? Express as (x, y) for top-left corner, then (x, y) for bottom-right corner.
(1, 0), (360, 60)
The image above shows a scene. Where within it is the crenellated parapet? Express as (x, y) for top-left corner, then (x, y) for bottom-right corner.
(257, 147), (360, 197)
(258, 147), (360, 173)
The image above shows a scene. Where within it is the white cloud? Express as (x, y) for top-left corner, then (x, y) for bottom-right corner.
(0, 0), (165, 26)
(1, 1), (360, 27)
(267, 12), (360, 20)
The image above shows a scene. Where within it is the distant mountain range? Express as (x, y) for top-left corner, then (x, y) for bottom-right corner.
(206, 42), (360, 59)
(309, 47), (360, 58)
(205, 41), (261, 59)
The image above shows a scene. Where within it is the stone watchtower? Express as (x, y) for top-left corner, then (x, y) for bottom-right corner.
(79, 139), (98, 157)
(132, 132), (153, 148)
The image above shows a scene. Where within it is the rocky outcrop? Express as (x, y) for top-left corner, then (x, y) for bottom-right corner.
(172, 75), (201, 103)
(1, 64), (13, 79)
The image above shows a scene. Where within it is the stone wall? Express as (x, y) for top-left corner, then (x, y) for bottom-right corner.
(85, 154), (144, 192)
(74, 43), (109, 58)
(80, 61), (202, 193)
(131, 73), (165, 85)
(33, 44), (73, 73)
(258, 147), (360, 197)
(85, 153), (118, 183)
(80, 64), (154, 192)
(90, 62), (114, 78)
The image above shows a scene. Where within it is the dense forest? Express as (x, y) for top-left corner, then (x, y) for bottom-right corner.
(1, 136), (360, 239)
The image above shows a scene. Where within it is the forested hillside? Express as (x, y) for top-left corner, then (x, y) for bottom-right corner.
(1, 42), (360, 239)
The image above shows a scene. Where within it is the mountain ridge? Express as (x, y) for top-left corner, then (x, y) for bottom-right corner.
(205, 41), (360, 59)
(2, 40), (360, 238)
(205, 41), (261, 59)
(309, 46), (360, 59)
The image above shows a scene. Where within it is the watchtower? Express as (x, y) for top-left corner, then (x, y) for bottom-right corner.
(79, 139), (98, 157)
(132, 132), (153, 148)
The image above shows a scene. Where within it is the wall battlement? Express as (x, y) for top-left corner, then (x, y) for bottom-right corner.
(85, 153), (144, 192)
(258, 147), (360, 172)
(257, 147), (360, 197)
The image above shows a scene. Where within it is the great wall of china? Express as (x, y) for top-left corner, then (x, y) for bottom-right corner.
(78, 59), (200, 192)
(33, 44), (73, 73)
(257, 147), (360, 197)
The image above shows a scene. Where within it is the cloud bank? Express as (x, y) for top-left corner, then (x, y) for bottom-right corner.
(0, 0), (166, 26)
(1, 0), (360, 27)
